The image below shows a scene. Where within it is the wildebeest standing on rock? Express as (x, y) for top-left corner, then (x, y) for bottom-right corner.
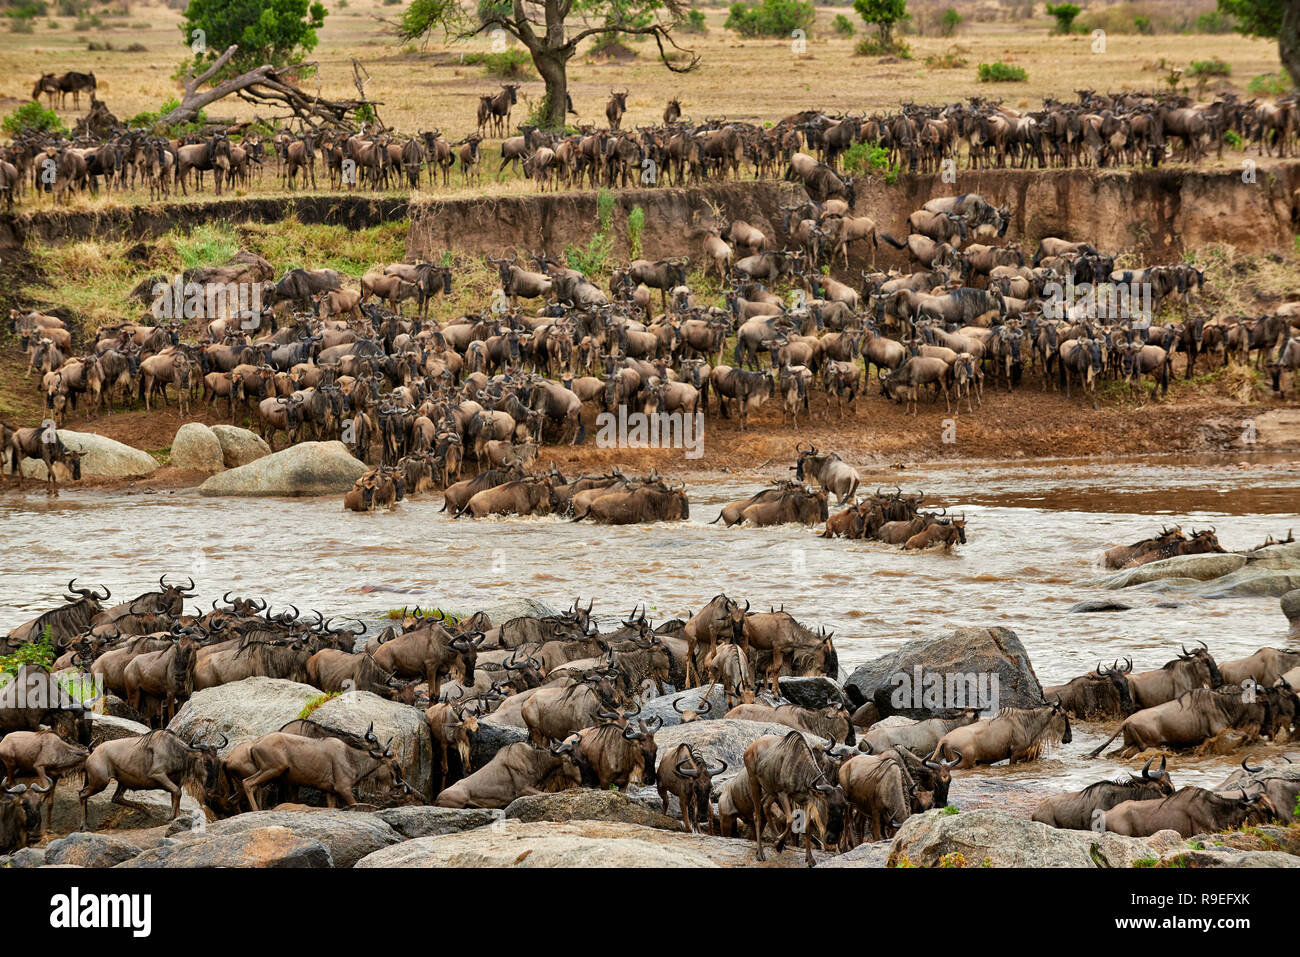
(930, 700), (1072, 768)
(78, 730), (222, 828)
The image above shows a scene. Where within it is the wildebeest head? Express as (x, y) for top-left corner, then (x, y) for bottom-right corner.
(450, 630), (485, 687)
(624, 717), (661, 785)
(1177, 640), (1223, 688)
(1098, 658), (1136, 714)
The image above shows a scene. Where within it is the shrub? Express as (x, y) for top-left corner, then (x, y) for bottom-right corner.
(724, 0), (815, 38)
(855, 34), (911, 58)
(2, 101), (67, 136)
(1248, 72), (1294, 96)
(1195, 10), (1236, 34)
(977, 61), (1027, 82)
(126, 98), (209, 135)
(684, 8), (708, 32)
(1189, 56), (1231, 78)
(9, 17), (34, 31)
(832, 12), (855, 36)
(567, 189), (617, 276)
(628, 205), (645, 259)
(1045, 2), (1080, 34)
(4, 0), (48, 19)
(843, 140), (898, 183)
(939, 6), (961, 36)
(0, 627), (56, 678)
(463, 47), (537, 79)
(924, 47), (968, 68)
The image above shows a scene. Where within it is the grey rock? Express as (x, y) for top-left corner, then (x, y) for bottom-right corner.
(118, 826), (334, 868)
(44, 832), (142, 868)
(375, 806), (498, 839)
(170, 423), (224, 472)
(200, 810), (402, 868)
(197, 441), (366, 497)
(209, 425), (270, 468)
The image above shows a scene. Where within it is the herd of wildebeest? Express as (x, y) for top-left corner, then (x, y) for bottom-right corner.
(6, 175), (1300, 503)
(0, 555), (1297, 865)
(3, 83), (1299, 207)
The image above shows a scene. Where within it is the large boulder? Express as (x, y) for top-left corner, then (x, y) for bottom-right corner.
(375, 806), (498, 839)
(888, 808), (1165, 868)
(845, 626), (1041, 719)
(1196, 568), (1300, 598)
(778, 675), (853, 710)
(1157, 847), (1300, 868)
(1095, 553), (1247, 589)
(20, 430), (158, 480)
(636, 685), (732, 728)
(169, 422), (224, 472)
(307, 691), (434, 800)
(197, 810), (402, 868)
(197, 440), (366, 497)
(209, 425), (271, 468)
(169, 677), (323, 755)
(1283, 588), (1300, 635)
(118, 826), (333, 868)
(44, 832), (143, 868)
(504, 788), (682, 831)
(356, 819), (821, 868)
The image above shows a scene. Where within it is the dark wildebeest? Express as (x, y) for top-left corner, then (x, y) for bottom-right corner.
(1101, 785), (1276, 838)
(1088, 683), (1295, 758)
(1031, 757), (1174, 830)
(78, 730), (222, 828)
(656, 743), (726, 833)
(1044, 659), (1137, 719)
(0, 730), (90, 836)
(746, 730), (844, 865)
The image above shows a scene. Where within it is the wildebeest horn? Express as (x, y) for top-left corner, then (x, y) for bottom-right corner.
(940, 750), (962, 768)
(364, 722), (378, 743)
(1241, 756), (1263, 774)
(676, 759), (700, 778)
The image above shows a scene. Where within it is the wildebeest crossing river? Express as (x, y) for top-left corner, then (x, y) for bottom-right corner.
(2, 451), (1297, 807)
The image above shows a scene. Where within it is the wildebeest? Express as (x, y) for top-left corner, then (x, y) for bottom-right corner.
(4, 580), (109, 648)
(0, 730), (89, 835)
(1044, 660), (1136, 719)
(1031, 756), (1174, 830)
(793, 442), (859, 504)
(435, 740), (581, 808)
(930, 701), (1072, 768)
(1087, 683), (1294, 758)
(78, 730), (222, 828)
(1127, 642), (1223, 709)
(745, 730), (842, 865)
(1100, 785), (1276, 838)
(656, 743), (726, 833)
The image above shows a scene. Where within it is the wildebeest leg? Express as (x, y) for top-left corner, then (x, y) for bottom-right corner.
(109, 781), (155, 819)
(751, 777), (767, 861)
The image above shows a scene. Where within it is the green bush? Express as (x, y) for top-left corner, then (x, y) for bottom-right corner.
(464, 47), (537, 79)
(832, 12), (855, 36)
(1189, 56), (1231, 78)
(977, 60), (1027, 82)
(939, 6), (961, 36)
(9, 17), (34, 31)
(724, 0), (815, 38)
(1248, 72), (1294, 96)
(0, 627), (55, 678)
(1045, 2), (1080, 34)
(843, 140), (898, 183)
(628, 204), (645, 259)
(924, 48), (968, 68)
(855, 34), (911, 57)
(5, 0), (48, 19)
(2, 101), (67, 136)
(567, 189), (617, 276)
(1195, 10), (1236, 34)
(126, 97), (209, 135)
(684, 8), (708, 32)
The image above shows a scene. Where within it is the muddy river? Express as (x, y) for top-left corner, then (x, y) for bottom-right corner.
(3, 452), (1298, 805)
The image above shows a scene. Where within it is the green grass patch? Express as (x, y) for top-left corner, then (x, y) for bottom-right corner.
(298, 691), (341, 719)
(977, 61), (1028, 82)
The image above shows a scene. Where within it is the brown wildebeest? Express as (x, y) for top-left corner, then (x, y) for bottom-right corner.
(1127, 641), (1224, 708)
(745, 730), (843, 865)
(930, 701), (1072, 768)
(606, 89), (630, 130)
(0, 731), (90, 835)
(78, 730), (222, 828)
(1088, 683), (1295, 758)
(1101, 785), (1275, 838)
(1030, 757), (1174, 830)
(435, 740), (581, 808)
(657, 743), (726, 833)
(1044, 660), (1137, 719)
(6, 426), (82, 494)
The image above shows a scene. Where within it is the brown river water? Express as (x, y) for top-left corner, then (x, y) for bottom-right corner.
(3, 452), (1299, 807)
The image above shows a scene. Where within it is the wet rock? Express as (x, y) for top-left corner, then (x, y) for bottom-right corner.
(209, 425), (271, 468)
(888, 808), (1159, 868)
(169, 423), (224, 472)
(102, 695), (146, 723)
(44, 832), (143, 868)
(308, 692), (433, 801)
(845, 626), (1042, 719)
(1197, 569), (1300, 598)
(1246, 541), (1300, 565)
(197, 440), (366, 497)
(355, 819), (821, 868)
(472, 718), (530, 769)
(118, 826), (334, 868)
(375, 806), (498, 839)
(169, 677), (323, 755)
(1069, 598), (1134, 613)
(1098, 553), (1246, 589)
(198, 810), (402, 868)
(778, 675), (852, 709)
(19, 430), (158, 480)
(505, 788), (682, 831)
(1282, 588), (1300, 634)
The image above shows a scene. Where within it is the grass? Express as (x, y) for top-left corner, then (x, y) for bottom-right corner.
(0, 2), (1284, 188)
(298, 691), (342, 719)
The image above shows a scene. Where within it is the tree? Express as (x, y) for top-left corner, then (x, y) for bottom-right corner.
(180, 0), (327, 75)
(1217, 0), (1300, 87)
(940, 7), (962, 36)
(853, 0), (907, 48)
(398, 0), (699, 132)
(1044, 2), (1080, 34)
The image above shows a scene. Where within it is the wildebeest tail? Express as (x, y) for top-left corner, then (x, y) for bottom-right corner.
(878, 233), (907, 249)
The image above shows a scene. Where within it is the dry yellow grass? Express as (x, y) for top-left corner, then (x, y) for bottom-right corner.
(1, 1), (1284, 144)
